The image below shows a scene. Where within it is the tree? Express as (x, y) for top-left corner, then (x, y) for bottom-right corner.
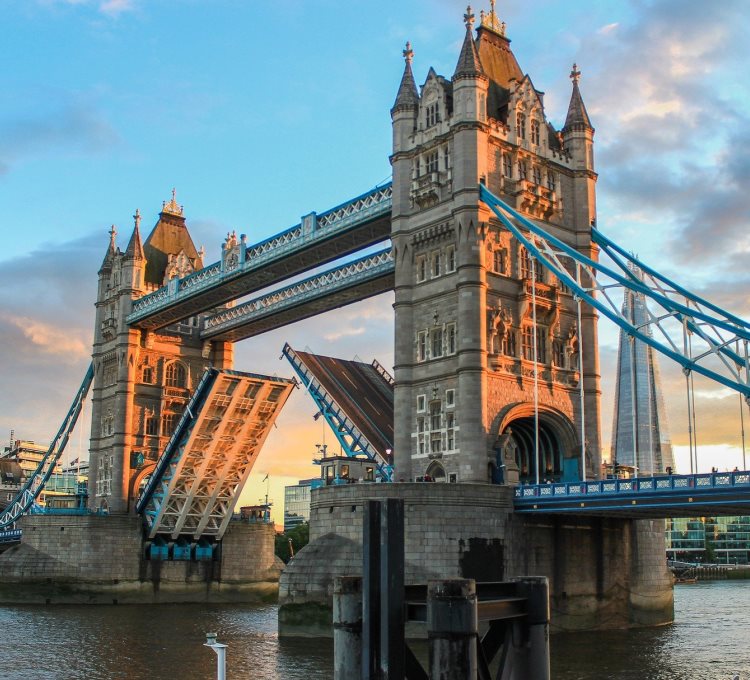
(275, 522), (310, 563)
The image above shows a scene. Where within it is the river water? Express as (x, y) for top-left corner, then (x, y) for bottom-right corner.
(0, 581), (747, 679)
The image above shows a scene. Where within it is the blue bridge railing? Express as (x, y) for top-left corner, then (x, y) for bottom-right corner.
(515, 471), (750, 500)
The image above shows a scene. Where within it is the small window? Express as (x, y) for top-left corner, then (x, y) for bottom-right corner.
(502, 153), (512, 178)
(417, 256), (427, 283)
(445, 389), (455, 407)
(431, 328), (443, 358)
(366, 467), (374, 481)
(517, 160), (528, 181)
(326, 465), (334, 481)
(430, 402), (441, 431)
(145, 414), (158, 436)
(547, 171), (556, 192)
(161, 413), (177, 436)
(426, 151), (439, 174)
(443, 146), (450, 170)
(449, 473), (457, 483)
(340, 464), (350, 479)
(431, 251), (441, 278)
(493, 249), (506, 275)
(532, 166), (542, 185)
(417, 331), (428, 362)
(417, 417), (425, 432)
(553, 340), (565, 367)
(417, 395), (426, 412)
(531, 119), (540, 145)
(446, 246), (456, 273)
(446, 323), (457, 355)
(516, 112), (526, 140)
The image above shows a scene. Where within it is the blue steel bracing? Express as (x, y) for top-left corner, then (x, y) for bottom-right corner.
(135, 368), (218, 515)
(282, 344), (393, 480)
(0, 362), (94, 530)
(479, 184), (750, 399)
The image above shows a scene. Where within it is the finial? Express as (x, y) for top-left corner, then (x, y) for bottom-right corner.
(570, 63), (581, 84)
(133, 208), (141, 231)
(403, 41), (414, 65)
(464, 5), (475, 30)
(161, 187), (184, 216)
(109, 224), (117, 242)
(480, 0), (504, 35)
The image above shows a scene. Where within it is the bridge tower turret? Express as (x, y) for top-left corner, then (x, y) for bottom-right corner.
(390, 5), (601, 485)
(88, 193), (233, 513)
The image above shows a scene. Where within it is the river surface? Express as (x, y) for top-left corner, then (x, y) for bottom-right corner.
(0, 581), (748, 679)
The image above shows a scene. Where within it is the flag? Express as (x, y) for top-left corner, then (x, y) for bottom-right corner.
(70, 457), (79, 466)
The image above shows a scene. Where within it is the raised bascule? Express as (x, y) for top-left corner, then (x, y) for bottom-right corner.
(1, 4), (750, 624)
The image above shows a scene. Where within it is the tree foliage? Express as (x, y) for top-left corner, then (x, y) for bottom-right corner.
(275, 522), (310, 563)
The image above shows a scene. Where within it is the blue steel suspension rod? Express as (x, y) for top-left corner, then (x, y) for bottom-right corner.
(479, 185), (750, 399)
(593, 233), (745, 368)
(480, 185), (750, 341)
(593, 229), (750, 332)
(0, 362), (94, 529)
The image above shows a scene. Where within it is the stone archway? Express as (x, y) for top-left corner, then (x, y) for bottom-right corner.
(493, 404), (579, 484)
(128, 462), (156, 511)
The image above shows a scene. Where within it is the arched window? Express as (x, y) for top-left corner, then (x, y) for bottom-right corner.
(165, 362), (187, 388)
(425, 461), (447, 482)
(516, 112), (526, 140)
(502, 153), (512, 178)
(530, 119), (540, 145)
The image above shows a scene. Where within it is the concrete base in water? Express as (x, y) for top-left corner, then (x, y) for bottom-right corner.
(278, 484), (674, 636)
(0, 514), (280, 604)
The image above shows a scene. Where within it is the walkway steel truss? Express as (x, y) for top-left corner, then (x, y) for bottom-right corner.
(127, 183), (392, 330)
(201, 248), (394, 342)
(480, 184), (750, 400)
(0, 363), (94, 530)
(136, 368), (294, 540)
(282, 344), (393, 480)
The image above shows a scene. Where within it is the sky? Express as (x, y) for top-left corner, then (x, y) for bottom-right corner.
(1, 0), (750, 524)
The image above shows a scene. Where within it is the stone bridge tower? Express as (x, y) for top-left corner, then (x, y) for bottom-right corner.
(88, 193), (233, 513)
(391, 7), (601, 485)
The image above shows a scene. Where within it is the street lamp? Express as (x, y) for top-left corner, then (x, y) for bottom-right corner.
(204, 632), (227, 680)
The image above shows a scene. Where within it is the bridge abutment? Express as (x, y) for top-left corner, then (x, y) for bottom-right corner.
(278, 484), (673, 636)
(0, 515), (281, 604)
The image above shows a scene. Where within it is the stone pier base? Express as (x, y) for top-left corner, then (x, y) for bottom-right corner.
(0, 514), (280, 604)
(278, 484), (673, 636)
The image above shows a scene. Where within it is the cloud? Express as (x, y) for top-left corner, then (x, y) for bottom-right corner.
(0, 104), (120, 176)
(0, 314), (89, 361)
(562, 0), (750, 268)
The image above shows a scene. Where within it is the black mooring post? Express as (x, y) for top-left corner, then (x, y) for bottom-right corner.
(380, 498), (405, 679)
(363, 500), (381, 680)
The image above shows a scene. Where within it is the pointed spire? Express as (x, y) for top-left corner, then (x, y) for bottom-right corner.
(453, 5), (484, 80)
(392, 41), (419, 113)
(563, 63), (592, 132)
(100, 225), (117, 272)
(125, 208), (144, 260)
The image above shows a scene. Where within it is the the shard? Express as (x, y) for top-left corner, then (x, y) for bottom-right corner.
(611, 268), (676, 474)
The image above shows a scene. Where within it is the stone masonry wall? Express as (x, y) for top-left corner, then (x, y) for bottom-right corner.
(279, 484), (673, 635)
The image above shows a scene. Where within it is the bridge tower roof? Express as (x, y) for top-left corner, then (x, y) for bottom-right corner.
(563, 63), (593, 132)
(143, 189), (203, 285)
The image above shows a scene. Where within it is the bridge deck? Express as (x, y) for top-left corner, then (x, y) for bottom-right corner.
(513, 471), (750, 518)
(137, 368), (294, 540)
(283, 344), (393, 477)
(127, 184), (392, 330)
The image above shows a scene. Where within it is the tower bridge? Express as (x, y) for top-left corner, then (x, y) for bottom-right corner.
(2, 3), (750, 623)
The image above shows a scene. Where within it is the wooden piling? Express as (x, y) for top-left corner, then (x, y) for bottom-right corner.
(333, 576), (363, 680)
(427, 579), (478, 679)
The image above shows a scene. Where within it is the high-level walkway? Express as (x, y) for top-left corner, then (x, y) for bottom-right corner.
(127, 183), (392, 330)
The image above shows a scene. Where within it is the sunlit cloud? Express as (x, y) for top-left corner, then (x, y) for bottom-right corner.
(0, 313), (89, 361)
